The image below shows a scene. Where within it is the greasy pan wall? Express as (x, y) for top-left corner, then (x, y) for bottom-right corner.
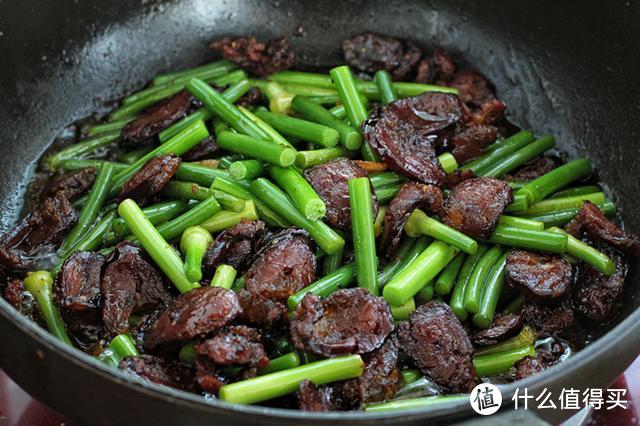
(0, 0), (639, 424)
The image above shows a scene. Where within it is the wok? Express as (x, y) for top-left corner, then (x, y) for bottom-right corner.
(0, 0), (639, 424)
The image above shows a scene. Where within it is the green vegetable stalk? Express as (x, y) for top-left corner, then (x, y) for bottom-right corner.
(210, 264), (238, 289)
(348, 177), (379, 295)
(218, 354), (364, 404)
(23, 271), (73, 346)
(118, 199), (200, 293)
(180, 226), (213, 282)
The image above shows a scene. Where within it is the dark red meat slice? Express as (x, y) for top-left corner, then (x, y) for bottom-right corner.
(441, 177), (513, 239)
(3, 278), (34, 316)
(304, 158), (378, 231)
(54, 251), (105, 343)
(240, 228), (316, 326)
(237, 289), (288, 327)
(235, 87), (263, 108)
(4, 277), (42, 322)
(195, 344), (264, 394)
(450, 69), (496, 108)
(128, 309), (161, 349)
(450, 94), (506, 165)
(54, 251), (104, 313)
(181, 136), (219, 162)
(432, 48), (457, 83)
(379, 182), (443, 259)
(514, 342), (567, 380)
(471, 313), (524, 346)
(342, 32), (421, 80)
(21, 193), (77, 247)
(117, 154), (181, 205)
(298, 381), (342, 412)
(445, 169), (476, 189)
(414, 48), (457, 84)
(119, 354), (196, 391)
(506, 250), (573, 304)
(0, 193), (76, 270)
(465, 98), (507, 127)
(101, 242), (171, 336)
(144, 287), (241, 349)
(194, 357), (229, 394)
(338, 335), (401, 407)
(414, 59), (434, 84)
(196, 325), (269, 368)
(390, 40), (421, 80)
(450, 124), (497, 164)
(362, 92), (463, 186)
(202, 219), (266, 275)
(3, 278), (24, 310)
(522, 302), (575, 335)
(120, 91), (193, 147)
(45, 167), (96, 200)
(211, 36), (294, 77)
(397, 301), (475, 392)
(573, 246), (628, 322)
(507, 156), (560, 181)
(565, 201), (640, 256)
(291, 288), (394, 357)
(244, 228), (316, 301)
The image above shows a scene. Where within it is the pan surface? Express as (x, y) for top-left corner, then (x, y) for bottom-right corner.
(0, 0), (639, 424)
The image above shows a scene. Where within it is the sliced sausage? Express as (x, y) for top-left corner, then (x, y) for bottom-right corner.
(338, 335), (400, 407)
(508, 156), (560, 181)
(54, 251), (105, 343)
(45, 167), (96, 200)
(506, 250), (573, 304)
(0, 193), (76, 270)
(565, 201), (640, 256)
(450, 124), (497, 164)
(181, 136), (219, 162)
(304, 158), (378, 230)
(117, 154), (181, 205)
(379, 182), (443, 259)
(514, 342), (568, 380)
(144, 287), (241, 349)
(202, 219), (266, 275)
(120, 91), (193, 147)
(471, 313), (524, 346)
(449, 69), (496, 108)
(521, 302), (575, 335)
(196, 325), (269, 368)
(119, 354), (196, 392)
(101, 242), (171, 336)
(573, 246), (628, 322)
(236, 289), (289, 328)
(210, 36), (294, 77)
(342, 32), (422, 80)
(441, 177), (512, 239)
(397, 301), (475, 392)
(239, 228), (316, 326)
(363, 92), (463, 187)
(298, 381), (342, 412)
(291, 288), (394, 357)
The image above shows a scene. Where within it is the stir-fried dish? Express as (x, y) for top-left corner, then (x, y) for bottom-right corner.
(1, 33), (639, 412)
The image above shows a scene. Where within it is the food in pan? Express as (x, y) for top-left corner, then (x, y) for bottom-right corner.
(2, 32), (638, 412)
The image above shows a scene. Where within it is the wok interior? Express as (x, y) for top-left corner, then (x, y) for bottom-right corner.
(0, 0), (638, 423)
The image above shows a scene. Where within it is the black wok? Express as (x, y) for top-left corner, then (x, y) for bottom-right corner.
(0, 0), (639, 424)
